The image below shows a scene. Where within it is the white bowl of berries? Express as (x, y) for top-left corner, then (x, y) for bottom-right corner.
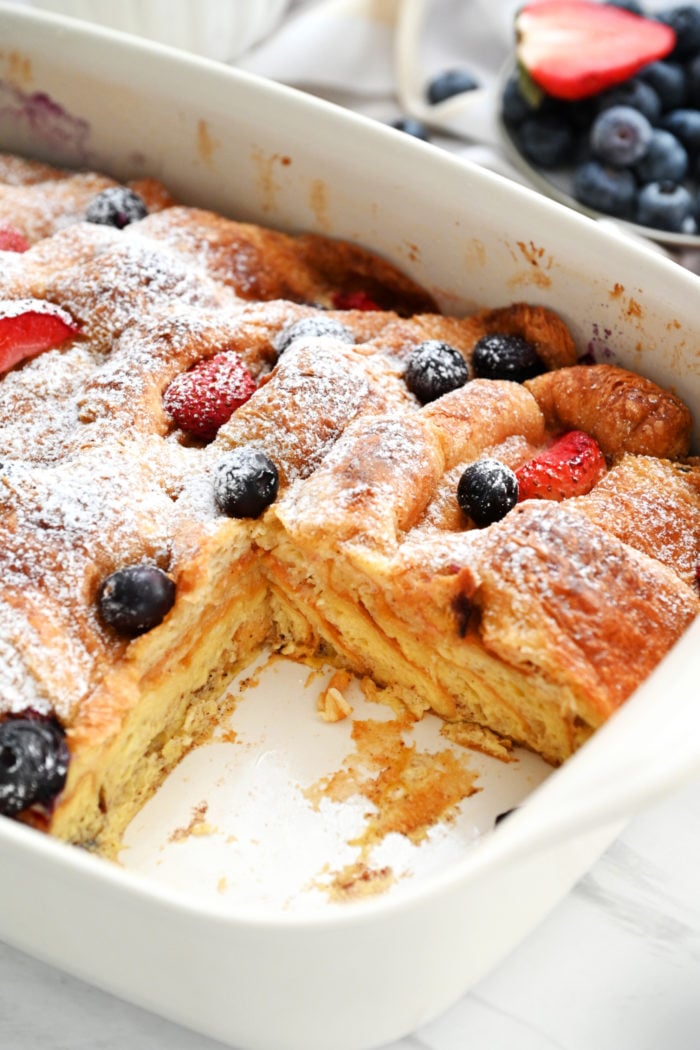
(501, 0), (700, 248)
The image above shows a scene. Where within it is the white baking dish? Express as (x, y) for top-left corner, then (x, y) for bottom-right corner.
(0, 6), (699, 1049)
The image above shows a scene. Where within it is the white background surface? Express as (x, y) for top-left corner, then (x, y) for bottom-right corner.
(2, 1), (700, 1046)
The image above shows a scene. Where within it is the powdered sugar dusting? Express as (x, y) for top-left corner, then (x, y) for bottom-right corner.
(216, 340), (411, 483)
(0, 297), (76, 324)
(0, 163), (430, 720)
(0, 438), (208, 719)
(276, 410), (442, 551)
(0, 151), (697, 753)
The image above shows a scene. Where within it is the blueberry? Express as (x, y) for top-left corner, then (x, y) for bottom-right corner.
(515, 112), (574, 168)
(655, 5), (700, 59)
(85, 186), (148, 229)
(635, 128), (688, 181)
(0, 716), (69, 817)
(638, 61), (686, 111)
(573, 160), (637, 218)
(390, 117), (430, 141)
(457, 459), (519, 527)
(570, 130), (594, 167)
(566, 97), (600, 133)
(597, 79), (662, 123)
(471, 332), (545, 383)
(590, 105), (653, 166)
(274, 316), (354, 357)
(214, 448), (279, 518)
(662, 107), (700, 154)
(501, 73), (536, 126)
(427, 68), (479, 104)
(98, 564), (176, 637)
(637, 179), (696, 230)
(604, 0), (645, 12)
(686, 53), (700, 107)
(404, 340), (469, 403)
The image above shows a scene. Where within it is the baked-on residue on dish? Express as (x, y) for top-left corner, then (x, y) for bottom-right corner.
(0, 152), (698, 854)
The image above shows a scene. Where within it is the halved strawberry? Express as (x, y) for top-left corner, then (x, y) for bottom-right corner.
(516, 0), (676, 101)
(163, 350), (256, 441)
(516, 430), (606, 501)
(0, 299), (80, 374)
(331, 290), (381, 311)
(0, 225), (29, 253)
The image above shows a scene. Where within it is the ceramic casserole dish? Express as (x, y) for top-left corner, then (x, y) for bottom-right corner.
(0, 5), (699, 1050)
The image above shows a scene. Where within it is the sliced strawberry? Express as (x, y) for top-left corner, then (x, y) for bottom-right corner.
(516, 1), (676, 101)
(331, 290), (381, 311)
(516, 430), (606, 501)
(0, 225), (29, 253)
(0, 299), (80, 374)
(163, 350), (256, 441)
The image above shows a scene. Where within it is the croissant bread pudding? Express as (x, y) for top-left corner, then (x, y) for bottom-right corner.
(0, 151), (698, 856)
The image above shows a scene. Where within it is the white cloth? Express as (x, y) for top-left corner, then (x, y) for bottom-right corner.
(238, 0), (518, 171)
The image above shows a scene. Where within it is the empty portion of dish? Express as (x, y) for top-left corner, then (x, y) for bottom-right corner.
(0, 150), (698, 855)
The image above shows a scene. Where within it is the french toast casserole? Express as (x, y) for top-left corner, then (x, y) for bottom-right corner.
(0, 151), (698, 855)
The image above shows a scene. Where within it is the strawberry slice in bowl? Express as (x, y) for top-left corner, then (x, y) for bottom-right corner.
(515, 0), (676, 102)
(516, 430), (607, 502)
(0, 299), (81, 375)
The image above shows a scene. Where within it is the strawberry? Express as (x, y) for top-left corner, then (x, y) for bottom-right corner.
(515, 430), (606, 501)
(163, 350), (256, 441)
(0, 299), (80, 374)
(331, 290), (381, 311)
(515, 1), (676, 102)
(0, 225), (29, 253)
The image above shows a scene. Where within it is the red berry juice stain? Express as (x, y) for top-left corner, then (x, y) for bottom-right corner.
(0, 80), (90, 160)
(583, 322), (616, 364)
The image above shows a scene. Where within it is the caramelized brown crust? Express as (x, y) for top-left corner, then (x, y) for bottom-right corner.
(0, 152), (698, 845)
(469, 501), (697, 724)
(570, 454), (700, 588)
(0, 153), (176, 242)
(422, 379), (546, 469)
(525, 363), (692, 458)
(271, 357), (698, 762)
(478, 301), (579, 370)
(217, 341), (414, 485)
(133, 206), (438, 313)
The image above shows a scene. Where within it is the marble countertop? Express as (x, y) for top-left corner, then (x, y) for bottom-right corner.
(3, 771), (700, 1050)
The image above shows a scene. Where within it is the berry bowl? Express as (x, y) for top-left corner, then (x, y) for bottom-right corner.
(397, 0), (700, 254)
(499, 0), (700, 252)
(0, 5), (700, 1050)
(498, 66), (700, 253)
